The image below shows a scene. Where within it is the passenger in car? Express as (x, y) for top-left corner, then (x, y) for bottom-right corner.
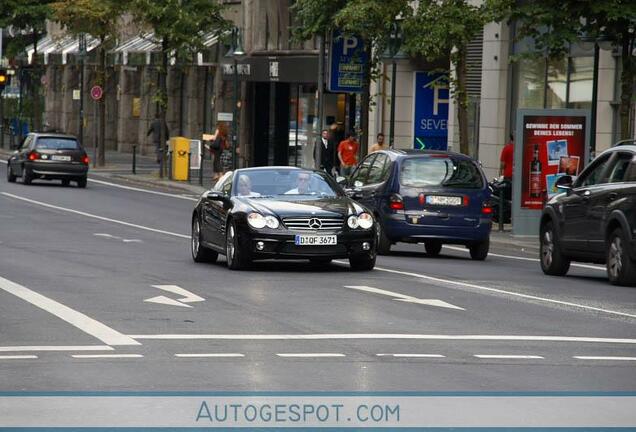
(237, 175), (260, 197)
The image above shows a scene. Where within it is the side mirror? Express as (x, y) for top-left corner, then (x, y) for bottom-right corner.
(204, 191), (228, 202)
(555, 175), (573, 192)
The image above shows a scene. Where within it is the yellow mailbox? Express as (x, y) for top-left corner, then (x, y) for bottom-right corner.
(170, 136), (190, 181)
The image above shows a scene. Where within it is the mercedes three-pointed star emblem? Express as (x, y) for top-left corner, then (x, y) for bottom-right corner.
(308, 218), (322, 229)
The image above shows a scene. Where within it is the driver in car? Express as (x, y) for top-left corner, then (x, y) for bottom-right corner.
(285, 171), (312, 195)
(237, 175), (260, 197)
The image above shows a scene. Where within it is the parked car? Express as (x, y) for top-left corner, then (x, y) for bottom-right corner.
(191, 167), (377, 271)
(6, 133), (89, 187)
(540, 141), (636, 286)
(340, 149), (493, 260)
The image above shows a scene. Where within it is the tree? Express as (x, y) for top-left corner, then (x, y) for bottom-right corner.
(0, 0), (54, 132)
(130, 0), (228, 177)
(52, 0), (129, 166)
(403, 0), (495, 156)
(505, 0), (636, 141)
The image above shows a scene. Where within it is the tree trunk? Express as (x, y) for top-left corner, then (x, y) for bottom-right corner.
(456, 47), (470, 156)
(619, 29), (635, 140)
(159, 39), (169, 178)
(98, 44), (106, 166)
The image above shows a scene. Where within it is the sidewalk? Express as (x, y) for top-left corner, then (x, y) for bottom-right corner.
(0, 145), (539, 251)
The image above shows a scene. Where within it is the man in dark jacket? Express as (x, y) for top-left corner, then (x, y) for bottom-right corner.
(147, 114), (169, 163)
(314, 129), (336, 175)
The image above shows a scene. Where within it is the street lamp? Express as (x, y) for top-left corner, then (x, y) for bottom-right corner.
(225, 27), (245, 170)
(386, 21), (405, 149)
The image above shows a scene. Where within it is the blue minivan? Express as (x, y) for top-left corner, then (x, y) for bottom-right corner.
(341, 149), (493, 259)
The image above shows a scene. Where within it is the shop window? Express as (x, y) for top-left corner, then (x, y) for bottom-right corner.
(515, 57), (545, 109)
(546, 57), (568, 108)
(567, 56), (593, 110)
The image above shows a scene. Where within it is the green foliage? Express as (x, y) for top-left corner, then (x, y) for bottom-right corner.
(52, 0), (127, 42)
(0, 0), (54, 57)
(130, 0), (229, 59)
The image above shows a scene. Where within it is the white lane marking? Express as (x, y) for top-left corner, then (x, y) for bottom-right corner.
(344, 285), (464, 310)
(0, 355), (38, 360)
(474, 354), (545, 359)
(122, 239), (142, 243)
(71, 354), (143, 359)
(1, 193), (189, 239)
(0, 275), (140, 346)
(0, 160), (6, 164)
(144, 285), (204, 308)
(276, 353), (346, 358)
(128, 334), (636, 344)
(175, 353), (245, 358)
(444, 245), (605, 271)
(0, 345), (113, 352)
(360, 263), (636, 320)
(377, 354), (445, 358)
(94, 233), (142, 243)
(88, 178), (198, 201)
(94, 233), (119, 239)
(574, 356), (636, 361)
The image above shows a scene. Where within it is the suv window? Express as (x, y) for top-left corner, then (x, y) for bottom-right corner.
(607, 152), (634, 183)
(400, 157), (483, 189)
(576, 153), (612, 187)
(367, 154), (389, 184)
(350, 154), (376, 186)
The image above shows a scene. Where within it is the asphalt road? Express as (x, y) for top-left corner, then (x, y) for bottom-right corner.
(1, 161), (635, 391)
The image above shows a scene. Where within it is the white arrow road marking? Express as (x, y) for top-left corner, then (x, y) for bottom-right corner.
(94, 233), (118, 239)
(122, 239), (142, 243)
(144, 285), (205, 308)
(344, 285), (464, 310)
(94, 233), (142, 243)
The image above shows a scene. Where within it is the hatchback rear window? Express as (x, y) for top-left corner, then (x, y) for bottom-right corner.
(400, 157), (483, 189)
(35, 138), (79, 150)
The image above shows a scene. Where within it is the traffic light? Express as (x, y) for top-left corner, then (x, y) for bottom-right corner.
(0, 69), (8, 92)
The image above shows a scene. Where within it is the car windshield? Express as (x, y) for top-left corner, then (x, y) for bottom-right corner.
(400, 156), (483, 189)
(35, 138), (80, 150)
(233, 169), (340, 198)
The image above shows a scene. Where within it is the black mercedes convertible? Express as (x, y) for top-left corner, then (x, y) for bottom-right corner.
(191, 167), (377, 270)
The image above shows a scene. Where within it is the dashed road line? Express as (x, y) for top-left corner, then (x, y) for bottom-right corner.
(0, 355), (38, 360)
(377, 354), (445, 358)
(276, 353), (346, 358)
(175, 353), (245, 358)
(573, 356), (636, 361)
(71, 354), (144, 359)
(1, 192), (189, 239)
(0, 274), (140, 346)
(474, 354), (545, 359)
(0, 345), (114, 352)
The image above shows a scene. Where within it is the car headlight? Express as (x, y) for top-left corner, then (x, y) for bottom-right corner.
(265, 215), (279, 229)
(347, 215), (359, 229)
(357, 212), (374, 229)
(247, 213), (266, 229)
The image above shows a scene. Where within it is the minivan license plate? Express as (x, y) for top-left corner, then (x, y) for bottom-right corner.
(426, 195), (462, 206)
(295, 235), (337, 246)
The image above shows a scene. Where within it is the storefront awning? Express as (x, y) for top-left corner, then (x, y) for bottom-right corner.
(27, 34), (100, 65)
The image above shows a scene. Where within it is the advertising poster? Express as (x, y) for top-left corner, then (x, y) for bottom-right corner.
(413, 73), (449, 150)
(521, 115), (587, 209)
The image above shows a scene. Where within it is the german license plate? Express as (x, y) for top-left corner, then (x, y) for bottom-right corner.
(294, 235), (337, 246)
(426, 195), (462, 206)
(51, 155), (71, 161)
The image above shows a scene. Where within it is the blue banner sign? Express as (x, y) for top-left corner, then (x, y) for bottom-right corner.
(413, 72), (449, 150)
(327, 30), (368, 93)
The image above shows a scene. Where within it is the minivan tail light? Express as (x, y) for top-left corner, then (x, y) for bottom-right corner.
(81, 155), (90, 165)
(389, 194), (404, 210)
(463, 196), (470, 206)
(482, 202), (493, 215)
(28, 151), (39, 161)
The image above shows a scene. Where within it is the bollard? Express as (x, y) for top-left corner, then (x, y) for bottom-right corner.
(498, 189), (504, 232)
(187, 152), (192, 183)
(199, 151), (204, 186)
(132, 144), (137, 175)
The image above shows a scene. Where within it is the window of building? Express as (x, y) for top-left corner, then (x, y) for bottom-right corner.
(546, 57), (568, 109)
(515, 57), (546, 109)
(567, 56), (593, 110)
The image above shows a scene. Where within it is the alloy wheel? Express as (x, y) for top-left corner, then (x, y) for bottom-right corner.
(192, 219), (200, 257)
(608, 236), (623, 280)
(541, 230), (553, 269)
(227, 224), (235, 262)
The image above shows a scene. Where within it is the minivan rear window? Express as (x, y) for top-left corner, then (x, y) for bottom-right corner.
(400, 157), (483, 189)
(35, 138), (80, 150)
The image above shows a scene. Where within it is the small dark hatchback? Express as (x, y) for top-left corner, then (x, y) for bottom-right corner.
(540, 142), (636, 286)
(341, 150), (493, 260)
(6, 133), (89, 187)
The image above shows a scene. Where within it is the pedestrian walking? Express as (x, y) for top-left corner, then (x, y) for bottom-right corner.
(338, 131), (359, 176)
(205, 122), (229, 181)
(146, 113), (169, 164)
(370, 132), (387, 153)
(314, 129), (336, 175)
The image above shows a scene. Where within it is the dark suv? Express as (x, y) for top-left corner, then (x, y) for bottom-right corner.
(540, 142), (636, 286)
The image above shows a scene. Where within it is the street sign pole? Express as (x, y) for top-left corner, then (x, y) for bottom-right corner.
(90, 85), (102, 168)
(78, 34), (86, 146)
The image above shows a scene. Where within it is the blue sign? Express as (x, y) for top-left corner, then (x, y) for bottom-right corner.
(413, 72), (449, 150)
(327, 30), (368, 93)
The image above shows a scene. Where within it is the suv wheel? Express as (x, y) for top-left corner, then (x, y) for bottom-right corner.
(424, 240), (442, 257)
(469, 239), (489, 261)
(540, 221), (570, 276)
(607, 228), (636, 286)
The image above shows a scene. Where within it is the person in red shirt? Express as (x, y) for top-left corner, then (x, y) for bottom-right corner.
(338, 131), (359, 176)
(499, 134), (514, 180)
